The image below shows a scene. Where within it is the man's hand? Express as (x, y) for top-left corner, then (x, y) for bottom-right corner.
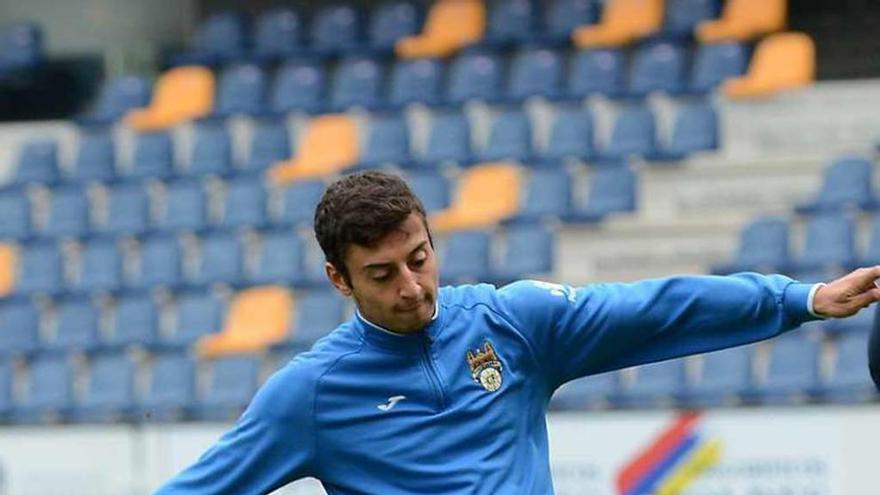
(812, 267), (880, 318)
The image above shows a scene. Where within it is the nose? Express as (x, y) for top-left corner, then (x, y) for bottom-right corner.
(398, 266), (422, 300)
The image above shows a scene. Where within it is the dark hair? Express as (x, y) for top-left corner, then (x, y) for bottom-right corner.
(314, 171), (430, 283)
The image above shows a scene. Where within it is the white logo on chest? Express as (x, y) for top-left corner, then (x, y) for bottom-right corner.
(377, 395), (407, 411)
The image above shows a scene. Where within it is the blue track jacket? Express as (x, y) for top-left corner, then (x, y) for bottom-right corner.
(155, 274), (819, 494)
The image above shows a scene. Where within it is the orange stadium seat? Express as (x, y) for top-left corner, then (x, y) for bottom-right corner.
(723, 32), (815, 99)
(572, 0), (664, 48)
(197, 285), (293, 358)
(430, 162), (521, 232)
(697, 0), (787, 42)
(125, 66), (214, 131)
(396, 0), (486, 59)
(0, 243), (16, 297)
(268, 114), (359, 184)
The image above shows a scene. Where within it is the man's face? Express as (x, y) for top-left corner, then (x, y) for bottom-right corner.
(326, 213), (439, 334)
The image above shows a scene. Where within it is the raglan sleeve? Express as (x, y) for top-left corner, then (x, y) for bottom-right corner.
(495, 273), (819, 389)
(152, 363), (318, 494)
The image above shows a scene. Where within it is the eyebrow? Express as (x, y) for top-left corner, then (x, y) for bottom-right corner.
(361, 240), (429, 272)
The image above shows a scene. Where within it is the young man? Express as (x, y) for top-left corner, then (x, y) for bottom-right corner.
(155, 171), (880, 494)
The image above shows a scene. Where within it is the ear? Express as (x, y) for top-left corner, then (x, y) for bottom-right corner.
(325, 262), (353, 297)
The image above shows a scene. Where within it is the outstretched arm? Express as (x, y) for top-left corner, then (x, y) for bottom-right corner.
(811, 266), (880, 318)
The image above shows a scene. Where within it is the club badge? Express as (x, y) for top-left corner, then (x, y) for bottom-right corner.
(466, 341), (504, 392)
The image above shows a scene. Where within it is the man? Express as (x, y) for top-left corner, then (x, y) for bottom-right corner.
(155, 171), (880, 494)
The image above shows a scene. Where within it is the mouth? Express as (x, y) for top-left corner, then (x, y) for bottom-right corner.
(397, 300), (427, 313)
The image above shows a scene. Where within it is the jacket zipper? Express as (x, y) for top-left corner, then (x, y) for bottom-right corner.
(421, 336), (447, 410)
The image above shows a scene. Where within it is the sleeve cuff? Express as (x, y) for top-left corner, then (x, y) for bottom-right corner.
(782, 282), (822, 324)
(807, 283), (827, 318)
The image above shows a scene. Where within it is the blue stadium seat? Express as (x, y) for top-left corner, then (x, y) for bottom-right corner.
(650, 101), (718, 160)
(0, 298), (39, 356)
(163, 291), (224, 347)
(277, 179), (325, 227)
(74, 237), (123, 293)
(251, 230), (306, 286)
(541, 106), (595, 164)
(275, 290), (347, 353)
(507, 48), (564, 101)
(105, 293), (159, 349)
(77, 75), (150, 126)
(418, 111), (473, 167)
(47, 296), (101, 353)
(565, 166), (637, 222)
(221, 177), (267, 229)
(627, 42), (687, 97)
(446, 50), (504, 104)
(506, 168), (572, 223)
(483, 0), (538, 47)
(440, 230), (492, 284)
(15, 241), (64, 296)
(358, 114), (412, 169)
(566, 49), (625, 98)
(139, 350), (196, 421)
(856, 213), (880, 267)
(406, 171), (450, 213)
(549, 372), (619, 411)
(330, 56), (384, 112)
(71, 351), (136, 422)
(480, 109), (533, 163)
(0, 22), (43, 75)
(192, 232), (244, 286)
(789, 213), (856, 274)
(388, 58), (444, 107)
(186, 122), (233, 177)
(823, 307), (874, 336)
(71, 130), (116, 182)
(369, 1), (422, 53)
(213, 63), (267, 117)
(0, 189), (31, 240)
(13, 139), (59, 186)
(12, 354), (73, 423)
(687, 42), (748, 93)
(43, 185), (90, 239)
(132, 234), (184, 290)
(601, 105), (658, 159)
(245, 119), (291, 172)
(102, 182), (150, 236)
(169, 11), (247, 66)
(130, 132), (174, 179)
(658, 0), (720, 39)
(492, 224), (554, 283)
(711, 217), (790, 274)
(542, 0), (599, 45)
(819, 331), (878, 403)
(192, 355), (261, 421)
(310, 4), (364, 56)
(270, 60), (327, 115)
(796, 157), (878, 214)
(749, 334), (820, 404)
(252, 7), (304, 61)
(158, 179), (208, 232)
(679, 346), (752, 407)
(0, 360), (10, 418)
(611, 359), (687, 408)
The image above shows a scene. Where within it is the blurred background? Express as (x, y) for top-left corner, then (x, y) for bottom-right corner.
(0, 0), (878, 493)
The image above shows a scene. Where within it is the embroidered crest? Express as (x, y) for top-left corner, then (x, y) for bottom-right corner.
(466, 341), (504, 392)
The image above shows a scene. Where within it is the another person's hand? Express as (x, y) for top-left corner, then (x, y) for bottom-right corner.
(811, 267), (880, 318)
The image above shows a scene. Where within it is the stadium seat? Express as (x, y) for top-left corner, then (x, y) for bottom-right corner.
(0, 189), (31, 240)
(418, 111), (473, 167)
(71, 351), (136, 422)
(212, 63), (267, 117)
(658, 0), (720, 39)
(77, 75), (151, 126)
(0, 359), (11, 418)
(480, 109), (533, 163)
(795, 157), (878, 214)
(277, 179), (325, 227)
(856, 214), (880, 268)
(542, 0), (600, 45)
(711, 216), (790, 274)
(0, 244), (14, 297)
(679, 346), (753, 407)
(71, 129), (116, 182)
(197, 286), (292, 357)
(687, 42), (748, 93)
(169, 12), (247, 66)
(104, 292), (159, 349)
(46, 296), (100, 353)
(268, 114), (359, 184)
(12, 354), (73, 423)
(445, 50), (503, 104)
(627, 41), (687, 97)
(388, 58), (445, 107)
(549, 372), (619, 410)
(252, 7), (304, 61)
(0, 298), (39, 356)
(274, 290), (347, 353)
(73, 237), (123, 293)
(185, 122), (233, 177)
(542, 106), (595, 164)
(163, 290), (224, 348)
(42, 185), (91, 239)
(130, 131), (174, 179)
(15, 241), (64, 296)
(245, 119), (291, 172)
(507, 48), (564, 101)
(573, 0), (664, 48)
(823, 306), (874, 336)
(192, 232), (245, 286)
(748, 333), (820, 404)
(220, 176), (268, 229)
(139, 350), (196, 421)
(12, 139), (59, 186)
(269, 60), (327, 115)
(600, 105), (657, 159)
(611, 359), (686, 408)
(492, 224), (554, 284)
(310, 4), (364, 56)
(431, 163), (521, 231)
(819, 331), (878, 403)
(125, 66), (214, 131)
(330, 56), (384, 112)
(157, 179), (209, 232)
(506, 168), (572, 223)
(102, 182), (151, 236)
(131, 234), (184, 290)
(191, 355), (261, 421)
(439, 229), (492, 284)
(396, 0), (485, 59)
(650, 101), (719, 160)
(251, 230), (306, 286)
(566, 48), (625, 98)
(0, 22), (43, 74)
(406, 171), (450, 213)
(788, 213), (856, 274)
(565, 166), (637, 222)
(357, 114), (412, 169)
(369, 1), (422, 53)
(723, 32), (815, 99)
(697, 0), (786, 42)
(481, 0), (538, 48)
